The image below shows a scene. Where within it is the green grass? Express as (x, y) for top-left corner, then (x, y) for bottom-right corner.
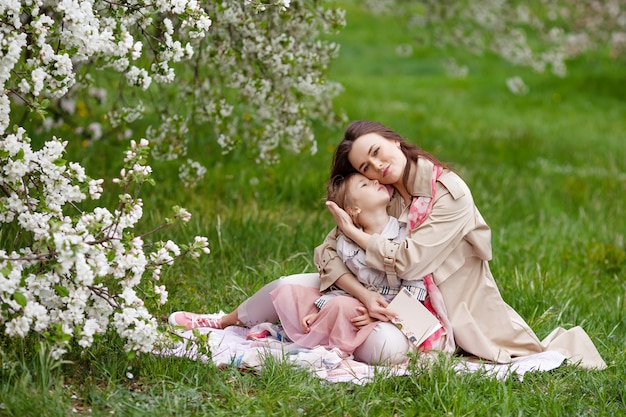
(1, 1), (626, 415)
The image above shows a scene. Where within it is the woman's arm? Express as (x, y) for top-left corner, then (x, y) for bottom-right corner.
(365, 176), (482, 279)
(314, 227), (396, 321)
(328, 174), (482, 280)
(313, 226), (352, 290)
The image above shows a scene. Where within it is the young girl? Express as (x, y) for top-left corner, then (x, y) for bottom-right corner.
(263, 172), (453, 360)
(300, 172), (423, 329)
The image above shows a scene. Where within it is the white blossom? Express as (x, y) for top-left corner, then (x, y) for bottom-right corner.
(506, 76), (529, 96)
(154, 285), (168, 305)
(5, 316), (30, 338)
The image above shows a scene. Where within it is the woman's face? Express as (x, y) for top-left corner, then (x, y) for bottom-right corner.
(347, 133), (406, 185)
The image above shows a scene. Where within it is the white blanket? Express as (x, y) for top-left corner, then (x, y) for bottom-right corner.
(156, 326), (567, 385)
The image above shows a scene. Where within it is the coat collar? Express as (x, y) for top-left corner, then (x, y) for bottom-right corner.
(388, 156), (435, 221)
(410, 156), (435, 198)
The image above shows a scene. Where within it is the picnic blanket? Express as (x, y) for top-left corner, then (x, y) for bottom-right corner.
(156, 325), (568, 385)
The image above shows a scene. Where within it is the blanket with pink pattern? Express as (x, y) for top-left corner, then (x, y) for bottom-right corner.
(156, 325), (567, 385)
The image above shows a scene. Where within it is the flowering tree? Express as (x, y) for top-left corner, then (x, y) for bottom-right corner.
(366, 0), (626, 77)
(420, 0), (626, 76)
(0, 0), (345, 359)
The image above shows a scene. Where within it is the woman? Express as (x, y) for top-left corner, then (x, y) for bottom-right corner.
(171, 120), (606, 369)
(315, 120), (606, 368)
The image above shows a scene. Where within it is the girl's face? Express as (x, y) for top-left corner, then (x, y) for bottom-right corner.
(346, 173), (391, 214)
(347, 133), (406, 185)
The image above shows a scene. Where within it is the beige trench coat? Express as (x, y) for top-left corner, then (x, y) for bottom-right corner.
(314, 157), (606, 369)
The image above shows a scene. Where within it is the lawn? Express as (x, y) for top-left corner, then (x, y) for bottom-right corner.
(1, 1), (625, 416)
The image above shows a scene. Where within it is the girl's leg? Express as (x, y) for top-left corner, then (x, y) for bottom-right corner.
(353, 322), (411, 365)
(170, 273), (320, 329)
(235, 273), (320, 326)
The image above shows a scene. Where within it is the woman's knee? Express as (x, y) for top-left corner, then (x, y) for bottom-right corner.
(353, 322), (411, 365)
(277, 273), (320, 288)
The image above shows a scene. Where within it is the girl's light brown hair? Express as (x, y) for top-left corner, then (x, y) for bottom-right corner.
(326, 173), (363, 227)
(326, 173), (359, 211)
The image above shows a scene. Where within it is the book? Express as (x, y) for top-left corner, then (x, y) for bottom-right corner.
(388, 287), (442, 348)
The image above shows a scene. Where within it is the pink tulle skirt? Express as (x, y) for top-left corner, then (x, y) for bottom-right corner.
(270, 284), (378, 357)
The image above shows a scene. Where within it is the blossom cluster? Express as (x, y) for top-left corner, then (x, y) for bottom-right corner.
(185, 2), (346, 165)
(0, 132), (210, 358)
(2, 0), (211, 113)
(0, 0), (226, 357)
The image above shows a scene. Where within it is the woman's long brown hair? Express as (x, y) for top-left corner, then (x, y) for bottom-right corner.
(330, 120), (446, 194)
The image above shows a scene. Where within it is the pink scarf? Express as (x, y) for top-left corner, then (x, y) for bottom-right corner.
(407, 165), (443, 230)
(406, 165), (455, 353)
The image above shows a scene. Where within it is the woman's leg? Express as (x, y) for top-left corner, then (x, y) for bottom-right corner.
(438, 258), (542, 362)
(353, 322), (411, 365)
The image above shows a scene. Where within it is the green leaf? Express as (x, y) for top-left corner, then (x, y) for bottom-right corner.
(54, 285), (70, 297)
(0, 264), (12, 277)
(13, 291), (27, 307)
(53, 158), (67, 167)
(14, 148), (25, 161)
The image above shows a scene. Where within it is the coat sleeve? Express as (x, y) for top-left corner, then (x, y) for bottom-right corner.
(314, 227), (353, 291)
(364, 172), (485, 281)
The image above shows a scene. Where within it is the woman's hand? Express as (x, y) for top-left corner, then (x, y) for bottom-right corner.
(326, 201), (371, 248)
(351, 306), (376, 328)
(325, 201), (356, 234)
(334, 273), (396, 322)
(361, 290), (397, 322)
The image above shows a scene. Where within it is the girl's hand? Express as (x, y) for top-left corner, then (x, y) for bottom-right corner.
(301, 312), (319, 333)
(362, 290), (397, 322)
(351, 306), (376, 328)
